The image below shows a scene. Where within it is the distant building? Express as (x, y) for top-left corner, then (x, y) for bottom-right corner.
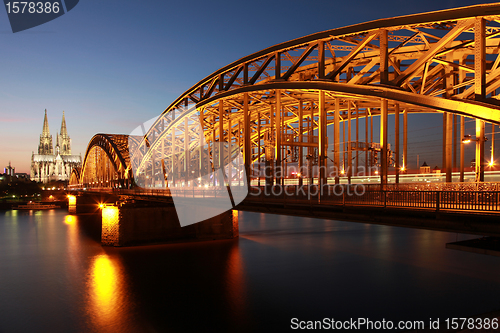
(419, 161), (430, 174)
(1, 162), (30, 183)
(4, 161), (15, 176)
(30, 110), (81, 183)
(432, 166), (441, 174)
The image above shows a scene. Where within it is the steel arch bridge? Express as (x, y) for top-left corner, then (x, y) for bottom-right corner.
(69, 134), (133, 188)
(77, 3), (500, 189)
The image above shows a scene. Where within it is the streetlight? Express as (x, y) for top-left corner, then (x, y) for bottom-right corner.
(462, 134), (488, 144)
(462, 134), (488, 182)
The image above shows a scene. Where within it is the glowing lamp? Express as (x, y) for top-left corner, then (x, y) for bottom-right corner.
(461, 134), (487, 143)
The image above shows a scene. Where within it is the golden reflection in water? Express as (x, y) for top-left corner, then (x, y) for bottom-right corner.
(87, 254), (132, 333)
(7, 209), (18, 218)
(64, 215), (76, 225)
(225, 241), (249, 325)
(65, 215), (81, 278)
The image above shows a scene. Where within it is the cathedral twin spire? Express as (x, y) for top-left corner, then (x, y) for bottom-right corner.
(38, 109), (71, 156)
(60, 111), (68, 137)
(42, 109), (50, 137)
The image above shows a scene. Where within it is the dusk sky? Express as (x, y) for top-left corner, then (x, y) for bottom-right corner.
(1, 0), (497, 173)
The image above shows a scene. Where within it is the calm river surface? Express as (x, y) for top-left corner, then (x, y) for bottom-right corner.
(0, 209), (499, 332)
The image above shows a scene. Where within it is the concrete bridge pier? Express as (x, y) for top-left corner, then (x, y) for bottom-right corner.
(101, 202), (239, 246)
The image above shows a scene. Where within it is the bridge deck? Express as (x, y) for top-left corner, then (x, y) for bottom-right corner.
(69, 185), (500, 237)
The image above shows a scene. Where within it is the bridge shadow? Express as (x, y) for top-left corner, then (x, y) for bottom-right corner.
(77, 213), (103, 243)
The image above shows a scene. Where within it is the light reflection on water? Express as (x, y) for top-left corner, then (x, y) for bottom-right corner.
(0, 209), (499, 332)
(86, 254), (136, 333)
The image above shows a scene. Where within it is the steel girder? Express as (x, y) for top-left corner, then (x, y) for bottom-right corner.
(127, 3), (500, 184)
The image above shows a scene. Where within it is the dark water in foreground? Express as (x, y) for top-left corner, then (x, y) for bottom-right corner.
(0, 209), (499, 333)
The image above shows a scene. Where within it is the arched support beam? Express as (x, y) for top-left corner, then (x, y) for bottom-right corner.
(197, 81), (500, 124)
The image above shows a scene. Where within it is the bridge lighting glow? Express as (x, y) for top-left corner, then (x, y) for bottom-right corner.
(67, 195), (76, 206)
(462, 134), (472, 144)
(400, 166), (405, 172)
(99, 203), (105, 209)
(489, 161), (494, 167)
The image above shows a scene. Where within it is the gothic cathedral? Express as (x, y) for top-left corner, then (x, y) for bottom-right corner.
(30, 110), (82, 183)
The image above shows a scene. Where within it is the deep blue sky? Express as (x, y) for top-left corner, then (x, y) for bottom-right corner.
(0, 0), (496, 172)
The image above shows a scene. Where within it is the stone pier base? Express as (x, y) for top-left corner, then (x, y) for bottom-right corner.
(101, 203), (238, 246)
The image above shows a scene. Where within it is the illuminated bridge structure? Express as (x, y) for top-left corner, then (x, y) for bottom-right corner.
(123, 3), (500, 188)
(69, 4), (500, 243)
(70, 134), (134, 189)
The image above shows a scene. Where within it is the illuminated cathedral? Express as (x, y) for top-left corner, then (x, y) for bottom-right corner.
(30, 110), (81, 183)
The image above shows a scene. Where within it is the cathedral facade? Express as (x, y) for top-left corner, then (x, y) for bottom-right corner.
(30, 110), (82, 183)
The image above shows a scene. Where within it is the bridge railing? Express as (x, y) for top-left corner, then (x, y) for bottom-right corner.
(70, 185), (500, 213)
(245, 186), (500, 213)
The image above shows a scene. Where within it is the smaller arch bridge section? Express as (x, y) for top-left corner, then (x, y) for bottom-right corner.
(70, 134), (133, 189)
(69, 167), (81, 186)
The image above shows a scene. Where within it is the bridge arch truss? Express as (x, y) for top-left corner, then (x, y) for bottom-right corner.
(129, 3), (500, 187)
(70, 134), (133, 189)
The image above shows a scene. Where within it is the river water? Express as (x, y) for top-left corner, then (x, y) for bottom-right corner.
(0, 209), (499, 332)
